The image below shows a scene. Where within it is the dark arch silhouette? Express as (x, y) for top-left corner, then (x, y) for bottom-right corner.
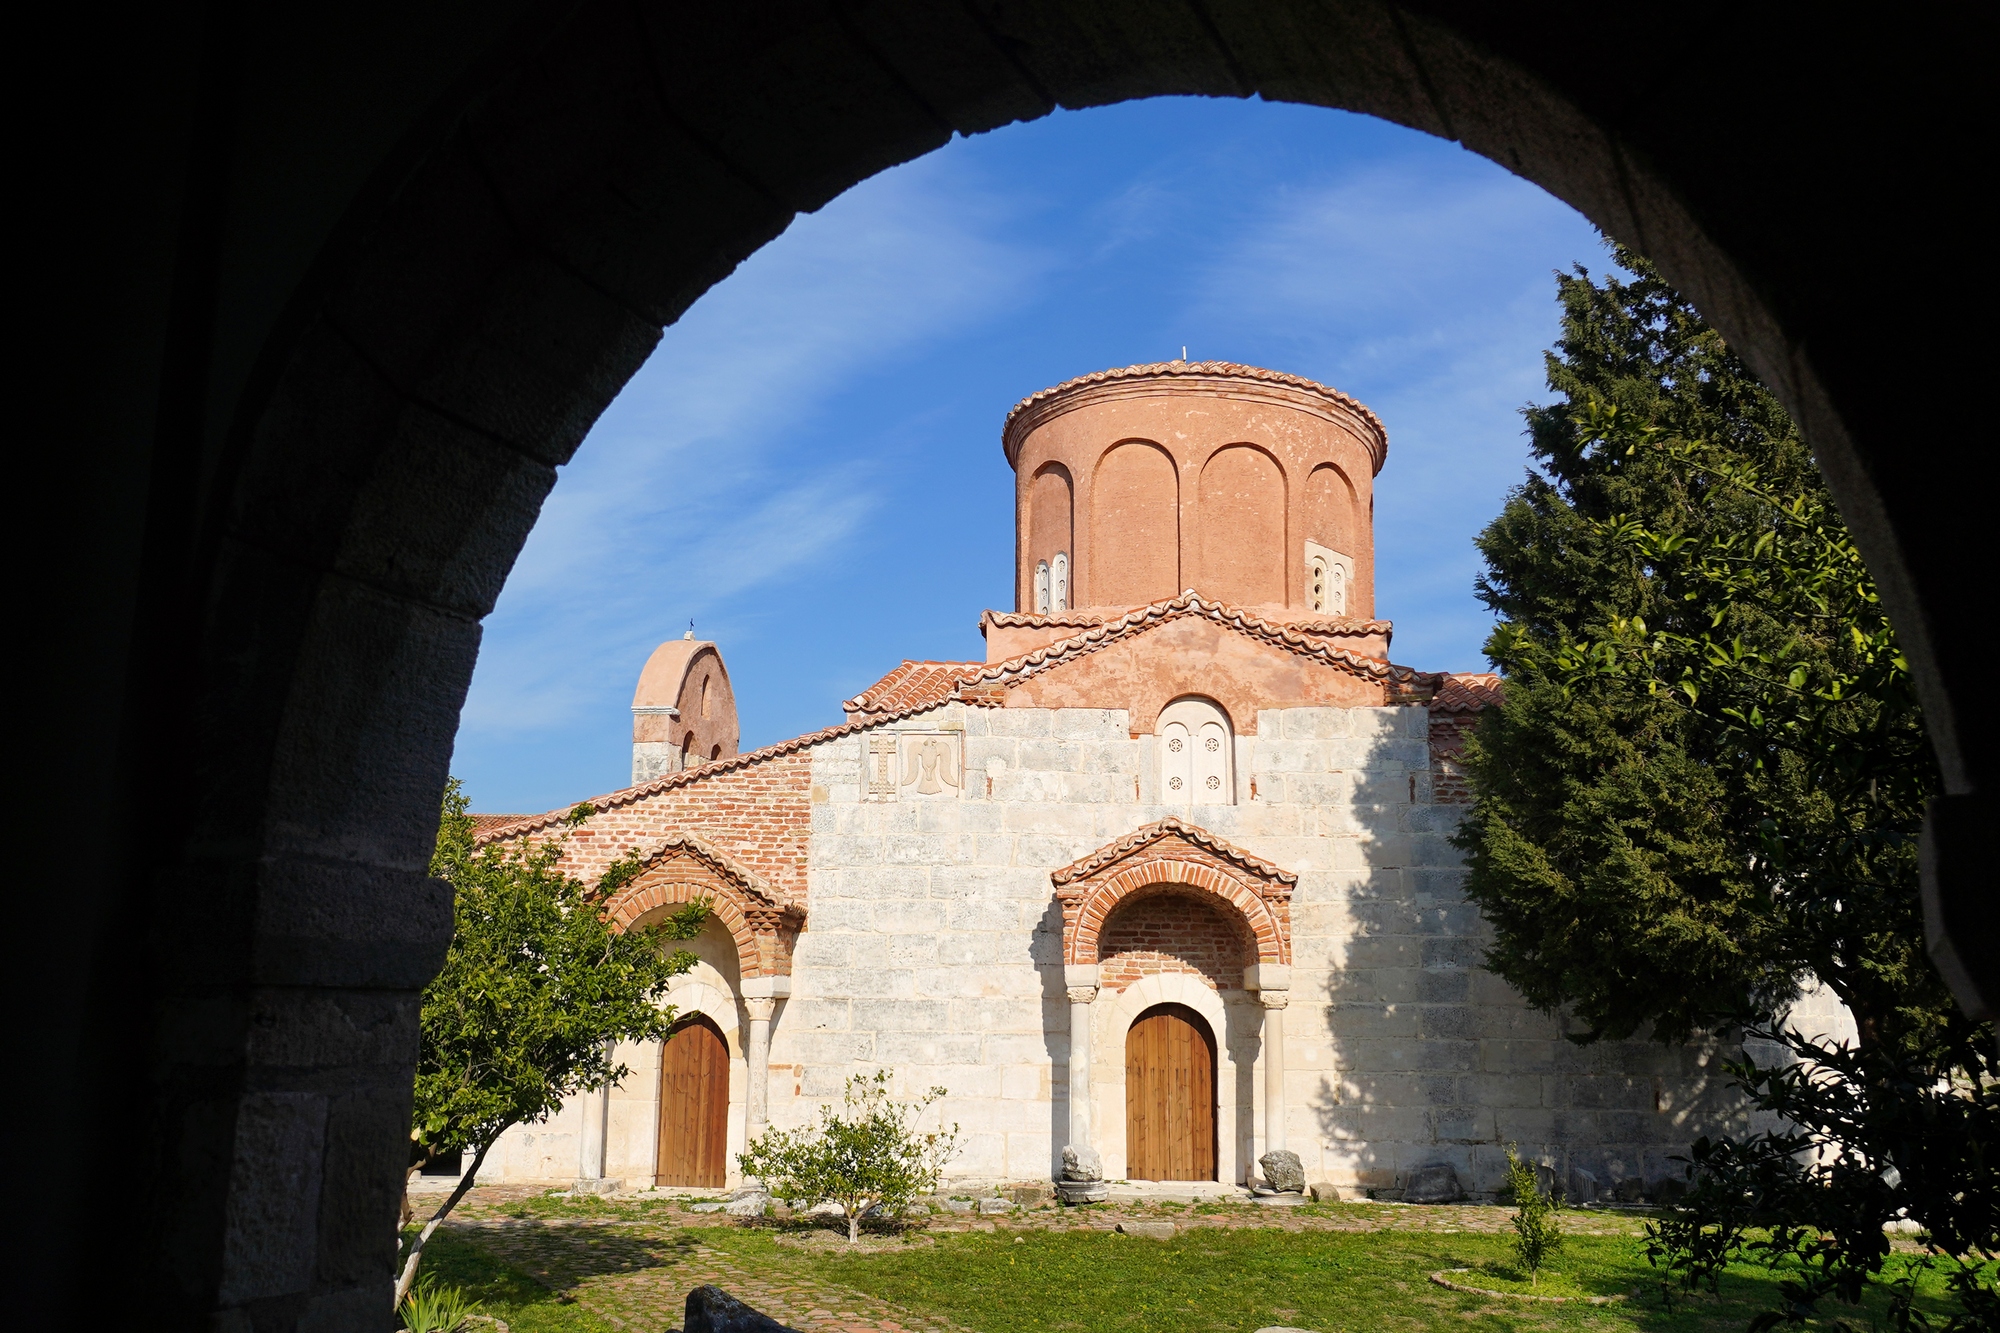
(29, 2), (1988, 1325)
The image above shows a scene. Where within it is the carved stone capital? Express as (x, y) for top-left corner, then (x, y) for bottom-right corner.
(1066, 986), (1099, 1005)
(1257, 991), (1290, 1011)
(744, 997), (777, 1022)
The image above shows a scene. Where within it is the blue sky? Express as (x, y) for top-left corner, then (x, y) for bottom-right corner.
(451, 96), (1611, 814)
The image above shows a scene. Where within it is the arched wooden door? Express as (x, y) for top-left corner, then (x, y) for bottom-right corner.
(1124, 1003), (1217, 1181)
(656, 1015), (730, 1187)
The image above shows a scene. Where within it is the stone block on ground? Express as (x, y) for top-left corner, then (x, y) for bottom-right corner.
(1404, 1163), (1463, 1204)
(1010, 1183), (1054, 1207)
(724, 1188), (770, 1216)
(943, 1198), (975, 1212)
(1116, 1220), (1177, 1239)
(571, 1178), (622, 1195)
(1615, 1177), (1645, 1203)
(1259, 1149), (1306, 1193)
(1307, 1180), (1341, 1202)
(689, 1201), (726, 1213)
(1056, 1179), (1108, 1204)
(975, 1197), (1012, 1214)
(1567, 1167), (1598, 1203)
(684, 1284), (799, 1333)
(1651, 1178), (1687, 1205)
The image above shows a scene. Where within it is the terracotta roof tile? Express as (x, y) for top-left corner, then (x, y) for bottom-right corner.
(1431, 672), (1503, 713)
(470, 813), (535, 835)
(965, 592), (1437, 695)
(1051, 815), (1298, 888)
(844, 660), (985, 716)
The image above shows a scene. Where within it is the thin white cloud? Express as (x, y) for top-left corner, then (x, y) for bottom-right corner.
(459, 150), (1053, 744)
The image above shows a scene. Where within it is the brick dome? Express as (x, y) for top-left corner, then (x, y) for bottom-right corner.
(1001, 361), (1387, 619)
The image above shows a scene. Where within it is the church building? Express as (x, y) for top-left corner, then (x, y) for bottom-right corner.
(470, 360), (1738, 1199)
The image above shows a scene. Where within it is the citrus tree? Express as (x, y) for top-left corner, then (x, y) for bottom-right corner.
(739, 1070), (960, 1243)
(397, 783), (706, 1304)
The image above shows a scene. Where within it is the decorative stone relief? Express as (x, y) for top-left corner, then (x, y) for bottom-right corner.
(898, 732), (963, 798)
(865, 734), (899, 800)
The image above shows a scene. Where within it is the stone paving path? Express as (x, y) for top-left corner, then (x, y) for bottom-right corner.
(440, 1184), (1651, 1333)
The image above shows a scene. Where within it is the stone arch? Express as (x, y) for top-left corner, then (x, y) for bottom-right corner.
(62, 4), (1990, 1321)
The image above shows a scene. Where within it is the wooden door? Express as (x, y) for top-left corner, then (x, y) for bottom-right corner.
(1124, 1003), (1216, 1181)
(656, 1015), (730, 1187)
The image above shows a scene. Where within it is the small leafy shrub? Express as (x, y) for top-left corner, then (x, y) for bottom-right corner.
(1503, 1145), (1564, 1285)
(740, 1070), (961, 1243)
(398, 1273), (480, 1333)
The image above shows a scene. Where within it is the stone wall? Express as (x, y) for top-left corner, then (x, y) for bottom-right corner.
(775, 700), (1747, 1194)
(481, 698), (1748, 1196)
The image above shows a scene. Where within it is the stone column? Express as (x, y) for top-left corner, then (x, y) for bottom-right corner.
(739, 976), (791, 1144)
(1063, 964), (1100, 1150)
(1245, 964), (1291, 1157)
(577, 1039), (613, 1190)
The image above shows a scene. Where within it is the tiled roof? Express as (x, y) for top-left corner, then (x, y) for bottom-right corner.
(1051, 816), (1298, 887)
(470, 813), (535, 835)
(471, 693), (955, 846)
(961, 592), (1436, 695)
(980, 608), (1392, 638)
(844, 660), (985, 716)
(1002, 360), (1387, 468)
(478, 595), (1455, 850)
(1431, 672), (1503, 713)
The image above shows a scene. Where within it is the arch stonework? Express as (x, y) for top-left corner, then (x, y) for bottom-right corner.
(1054, 818), (1294, 967)
(44, 2), (1993, 1323)
(599, 833), (804, 977)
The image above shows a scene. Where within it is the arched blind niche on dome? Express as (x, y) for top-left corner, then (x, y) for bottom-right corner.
(1092, 441), (1179, 608)
(1198, 444), (1286, 606)
(1157, 696), (1234, 807)
(1029, 463), (1073, 613)
(1303, 463), (1360, 616)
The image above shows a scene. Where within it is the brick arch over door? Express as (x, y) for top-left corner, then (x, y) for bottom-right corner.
(70, 3), (1990, 1324)
(597, 839), (804, 978)
(1065, 858), (1289, 968)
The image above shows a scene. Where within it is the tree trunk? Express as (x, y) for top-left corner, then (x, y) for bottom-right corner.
(848, 1208), (860, 1243)
(394, 1136), (500, 1308)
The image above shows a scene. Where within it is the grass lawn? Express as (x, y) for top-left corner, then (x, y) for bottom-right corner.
(414, 1198), (1983, 1333)
(699, 1224), (1967, 1333)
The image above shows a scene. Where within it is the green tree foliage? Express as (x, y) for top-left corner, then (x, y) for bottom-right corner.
(739, 1070), (960, 1243)
(1457, 248), (1995, 1325)
(1503, 1146), (1564, 1284)
(398, 782), (707, 1303)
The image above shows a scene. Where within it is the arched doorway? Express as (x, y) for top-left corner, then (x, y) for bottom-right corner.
(1125, 1003), (1217, 1182)
(656, 1015), (730, 1188)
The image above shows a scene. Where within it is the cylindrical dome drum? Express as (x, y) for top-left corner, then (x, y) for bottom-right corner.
(1001, 362), (1388, 620)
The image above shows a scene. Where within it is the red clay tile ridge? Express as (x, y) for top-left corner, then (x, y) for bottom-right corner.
(1431, 672), (1503, 713)
(1002, 360), (1388, 472)
(980, 610), (1112, 634)
(982, 607), (1391, 642)
(470, 812), (536, 836)
(964, 591), (1438, 695)
(844, 660), (986, 716)
(1051, 816), (1298, 888)
(471, 693), (959, 847)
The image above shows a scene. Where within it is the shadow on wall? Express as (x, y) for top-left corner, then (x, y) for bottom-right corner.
(1034, 895), (1072, 1179)
(1305, 720), (1753, 1202)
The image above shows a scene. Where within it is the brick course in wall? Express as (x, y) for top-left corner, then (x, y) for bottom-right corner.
(1098, 890), (1252, 993)
(500, 749), (816, 901)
